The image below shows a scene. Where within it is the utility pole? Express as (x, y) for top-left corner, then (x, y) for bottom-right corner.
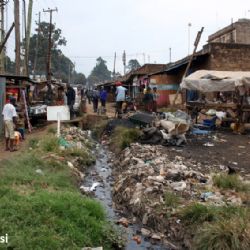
(0, 0), (5, 73)
(43, 7), (57, 84)
(113, 52), (116, 78)
(33, 11), (40, 77)
(122, 50), (126, 75)
(14, 0), (21, 75)
(169, 47), (172, 63)
(24, 0), (33, 76)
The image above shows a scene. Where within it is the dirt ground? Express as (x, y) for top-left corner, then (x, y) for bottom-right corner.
(0, 126), (51, 162)
(165, 130), (250, 175)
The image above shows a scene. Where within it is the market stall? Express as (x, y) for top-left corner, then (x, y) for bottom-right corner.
(180, 70), (250, 131)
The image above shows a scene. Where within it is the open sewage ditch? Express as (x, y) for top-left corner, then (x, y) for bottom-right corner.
(61, 115), (250, 250)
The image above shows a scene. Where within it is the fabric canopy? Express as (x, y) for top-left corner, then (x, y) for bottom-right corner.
(180, 70), (250, 92)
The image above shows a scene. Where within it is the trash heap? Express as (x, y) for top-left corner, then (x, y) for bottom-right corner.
(140, 110), (191, 146)
(59, 126), (96, 175)
(60, 126), (93, 150)
(112, 142), (248, 244)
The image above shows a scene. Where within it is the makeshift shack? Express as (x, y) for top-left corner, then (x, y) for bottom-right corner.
(181, 70), (250, 130)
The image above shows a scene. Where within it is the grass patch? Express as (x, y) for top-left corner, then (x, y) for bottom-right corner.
(0, 191), (122, 249)
(0, 132), (123, 249)
(194, 216), (250, 250)
(110, 126), (141, 151)
(213, 174), (250, 192)
(63, 148), (96, 167)
(41, 136), (60, 152)
(28, 138), (39, 148)
(181, 203), (250, 249)
(164, 191), (180, 208)
(180, 203), (248, 225)
(47, 126), (57, 134)
(92, 119), (109, 139)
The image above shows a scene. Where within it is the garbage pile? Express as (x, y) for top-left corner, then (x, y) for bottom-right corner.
(60, 126), (93, 150)
(112, 142), (248, 243)
(59, 126), (95, 176)
(140, 110), (191, 146)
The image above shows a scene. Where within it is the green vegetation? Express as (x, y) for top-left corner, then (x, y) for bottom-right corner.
(47, 126), (57, 134)
(194, 217), (250, 250)
(41, 136), (60, 152)
(0, 135), (123, 249)
(110, 126), (141, 151)
(180, 203), (250, 250)
(92, 119), (109, 139)
(181, 203), (248, 225)
(88, 57), (111, 85)
(213, 174), (250, 192)
(164, 191), (180, 208)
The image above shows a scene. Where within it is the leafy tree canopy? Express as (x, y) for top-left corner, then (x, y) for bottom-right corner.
(128, 59), (141, 71)
(20, 21), (86, 84)
(88, 57), (111, 85)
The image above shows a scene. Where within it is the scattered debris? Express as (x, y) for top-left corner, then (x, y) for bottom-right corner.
(117, 217), (129, 228)
(80, 182), (100, 194)
(35, 169), (44, 175)
(132, 235), (141, 244)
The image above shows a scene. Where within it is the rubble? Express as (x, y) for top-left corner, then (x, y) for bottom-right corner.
(139, 110), (191, 146)
(111, 142), (249, 248)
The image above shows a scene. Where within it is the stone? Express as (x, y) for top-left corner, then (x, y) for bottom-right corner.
(148, 176), (165, 183)
(151, 233), (161, 240)
(142, 213), (148, 225)
(170, 181), (187, 191)
(141, 228), (151, 237)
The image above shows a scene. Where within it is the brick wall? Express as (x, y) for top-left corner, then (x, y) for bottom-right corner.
(207, 43), (250, 71)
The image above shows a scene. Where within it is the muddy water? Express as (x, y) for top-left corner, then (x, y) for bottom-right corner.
(83, 143), (169, 250)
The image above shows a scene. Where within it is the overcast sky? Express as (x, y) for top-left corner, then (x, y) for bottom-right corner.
(5, 0), (250, 76)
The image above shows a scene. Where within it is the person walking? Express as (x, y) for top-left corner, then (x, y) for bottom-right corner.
(100, 87), (108, 114)
(86, 89), (92, 104)
(92, 87), (100, 113)
(143, 87), (153, 112)
(2, 97), (18, 152)
(115, 82), (127, 118)
(152, 87), (159, 112)
(66, 83), (76, 119)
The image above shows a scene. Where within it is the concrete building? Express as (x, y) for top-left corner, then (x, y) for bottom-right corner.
(208, 18), (250, 44)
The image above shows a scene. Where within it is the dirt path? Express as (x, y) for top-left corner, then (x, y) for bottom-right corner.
(86, 101), (116, 118)
(0, 125), (53, 162)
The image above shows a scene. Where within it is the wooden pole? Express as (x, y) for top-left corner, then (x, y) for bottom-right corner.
(0, 22), (15, 54)
(33, 11), (40, 76)
(0, 1), (5, 73)
(173, 27), (204, 105)
(25, 0), (33, 76)
(43, 8), (57, 84)
(14, 0), (21, 75)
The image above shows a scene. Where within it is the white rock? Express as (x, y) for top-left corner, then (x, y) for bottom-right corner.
(141, 228), (151, 237)
(170, 181), (187, 191)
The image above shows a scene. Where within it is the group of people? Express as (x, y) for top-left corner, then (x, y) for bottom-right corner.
(85, 87), (108, 113)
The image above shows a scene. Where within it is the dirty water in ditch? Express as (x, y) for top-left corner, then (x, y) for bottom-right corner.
(83, 143), (169, 250)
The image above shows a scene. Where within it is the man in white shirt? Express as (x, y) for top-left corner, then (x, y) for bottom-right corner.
(115, 82), (127, 117)
(2, 97), (18, 151)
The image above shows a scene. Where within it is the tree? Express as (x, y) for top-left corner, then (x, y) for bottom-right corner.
(88, 57), (111, 85)
(27, 22), (86, 83)
(72, 72), (87, 85)
(128, 59), (141, 71)
(4, 56), (15, 74)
